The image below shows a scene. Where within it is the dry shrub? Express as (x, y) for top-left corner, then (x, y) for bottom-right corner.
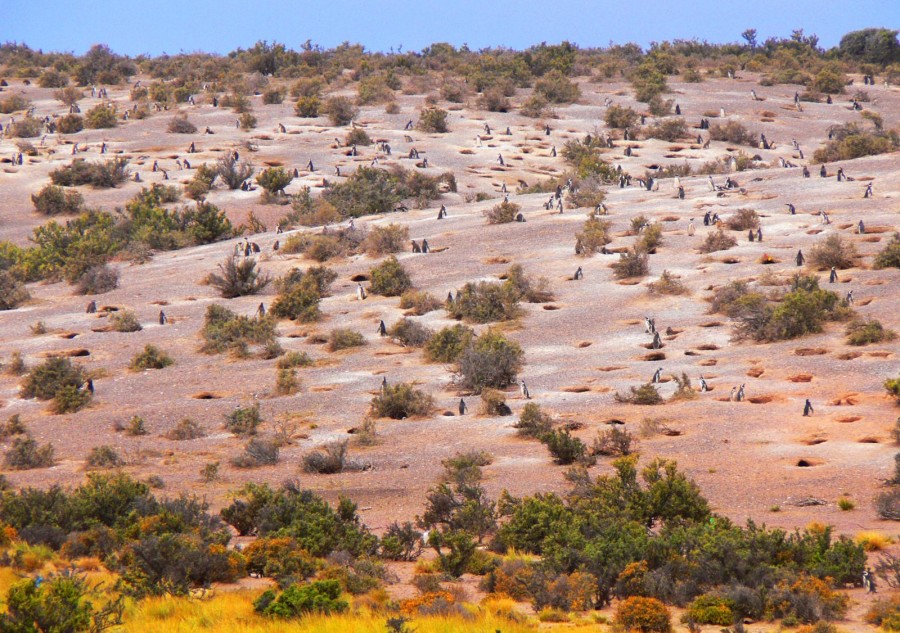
(809, 234), (856, 270)
(648, 270), (687, 295)
(576, 216), (611, 256)
(708, 120), (755, 145)
(370, 383), (434, 419)
(699, 229), (737, 253)
(166, 418), (206, 440)
(389, 318), (434, 347)
(725, 208), (759, 231)
(231, 438), (279, 468)
(327, 329), (365, 352)
(76, 264), (118, 294)
(611, 248), (649, 279)
(399, 290), (441, 315)
(480, 389), (510, 416)
(484, 201), (520, 224)
(363, 223), (408, 255)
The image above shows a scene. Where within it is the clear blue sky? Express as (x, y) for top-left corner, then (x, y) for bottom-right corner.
(5, 0), (899, 56)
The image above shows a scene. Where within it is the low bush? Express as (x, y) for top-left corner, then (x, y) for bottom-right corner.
(8, 117), (43, 138)
(456, 329), (524, 393)
(399, 290), (441, 315)
(327, 328), (365, 352)
(244, 537), (317, 586)
(262, 89), (284, 105)
(20, 356), (90, 412)
(645, 118), (687, 141)
(442, 450), (492, 485)
(166, 419), (206, 440)
(593, 426), (638, 456)
(86, 445), (124, 468)
(257, 167), (294, 196)
(200, 304), (276, 355)
(239, 112), (257, 130)
(363, 223), (408, 255)
(0, 271), (29, 310)
(276, 351), (313, 369)
(846, 319), (896, 346)
(699, 229), (737, 253)
(225, 403), (262, 436)
(167, 115), (196, 133)
(534, 71), (580, 104)
(605, 105), (639, 129)
(323, 96), (358, 126)
(683, 594), (735, 626)
(389, 318), (434, 347)
(479, 88), (511, 112)
(615, 596), (672, 633)
(49, 158), (129, 188)
(272, 276), (322, 322)
(647, 270), (687, 295)
(417, 107), (449, 133)
(875, 233), (900, 269)
(480, 388), (509, 416)
(516, 403), (553, 438)
(31, 184), (84, 216)
(130, 344), (173, 371)
(813, 123), (899, 163)
(611, 247), (650, 279)
(4, 435), (55, 470)
(110, 310), (142, 332)
(294, 95), (321, 117)
(576, 216), (612, 256)
(301, 441), (363, 474)
(84, 104), (117, 129)
(448, 281), (520, 323)
(424, 325), (475, 363)
(216, 155), (254, 190)
(725, 208), (759, 231)
(615, 383), (664, 405)
(370, 383), (434, 419)
(484, 200), (520, 224)
(207, 257), (271, 298)
(809, 234), (856, 270)
(344, 127), (372, 147)
(708, 120), (755, 145)
(231, 438), (279, 468)
(541, 429), (593, 466)
(275, 368), (299, 395)
(124, 416), (148, 436)
(75, 264), (118, 294)
(369, 256), (412, 296)
(55, 114), (84, 134)
(254, 579), (347, 617)
(381, 522), (424, 561)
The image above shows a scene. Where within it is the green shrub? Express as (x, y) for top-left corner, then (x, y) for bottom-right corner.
(322, 167), (409, 218)
(442, 450), (492, 485)
(683, 594), (735, 626)
(272, 276), (322, 322)
(39, 69), (70, 88)
(243, 537), (317, 587)
(708, 120), (755, 145)
(478, 88), (511, 112)
(130, 344), (173, 371)
(611, 247), (650, 279)
(124, 416), (148, 436)
(846, 319), (896, 346)
(20, 356), (88, 402)
(84, 104), (117, 129)
(263, 89), (284, 105)
(207, 257), (271, 298)
(812, 64), (847, 94)
(484, 200), (520, 224)
(605, 105), (639, 129)
(516, 403), (553, 438)
(370, 383), (434, 419)
(4, 435), (55, 470)
(875, 234), (900, 269)
(0, 575), (114, 633)
(56, 114), (84, 134)
(257, 167), (294, 195)
(369, 256), (412, 296)
(534, 71), (580, 103)
(49, 158), (129, 188)
(814, 123), (899, 162)
(541, 429), (593, 466)
(231, 438), (280, 468)
(417, 107), (449, 133)
(276, 351), (313, 369)
(363, 223), (408, 255)
(725, 208), (759, 231)
(166, 418), (206, 440)
(615, 383), (664, 405)
(86, 445), (124, 468)
(295, 95), (321, 117)
(225, 403), (262, 436)
(631, 63), (667, 103)
(399, 290), (441, 315)
(216, 154), (254, 190)
(239, 112), (257, 130)
(593, 426), (637, 456)
(301, 441), (362, 474)
(456, 329), (524, 393)
(380, 522), (424, 561)
(166, 114), (197, 134)
(110, 310), (142, 332)
(389, 318), (434, 347)
(448, 281), (520, 323)
(255, 580), (347, 617)
(8, 117), (43, 138)
(344, 127), (372, 147)
(275, 368), (299, 396)
(576, 216), (612, 256)
(0, 270), (29, 310)
(327, 328), (365, 352)
(323, 96), (358, 126)
(480, 388), (509, 416)
(645, 118), (687, 141)
(200, 304), (276, 354)
(615, 596), (672, 633)
(424, 325), (475, 363)
(699, 229), (737, 253)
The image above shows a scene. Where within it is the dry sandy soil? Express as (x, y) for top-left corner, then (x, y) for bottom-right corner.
(0, 73), (899, 616)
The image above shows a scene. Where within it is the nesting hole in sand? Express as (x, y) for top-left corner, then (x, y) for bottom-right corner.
(597, 366), (623, 372)
(794, 348), (827, 356)
(543, 304), (561, 311)
(696, 344), (719, 351)
(862, 236), (881, 242)
(618, 279), (641, 286)
(796, 459), (823, 468)
(307, 334), (328, 344)
(831, 394), (859, 406)
(748, 395), (774, 404)
(442, 410), (455, 416)
(747, 368), (765, 377)
(641, 352), (666, 361)
(562, 386), (591, 393)
(576, 341), (592, 348)
(350, 274), (369, 282)
(604, 418), (627, 426)
(837, 352), (862, 360)
(803, 437), (827, 445)
(858, 436), (880, 444)
(788, 374), (813, 383)
(721, 257), (740, 264)
(700, 321), (722, 328)
(483, 256), (510, 264)
(867, 351), (893, 358)
(837, 416), (861, 423)
(699, 359), (718, 366)
(99, 305), (121, 312)
(58, 332), (79, 339)
(192, 392), (223, 400)
(64, 349), (90, 357)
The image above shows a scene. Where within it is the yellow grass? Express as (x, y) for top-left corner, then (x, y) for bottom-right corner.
(855, 531), (893, 552)
(119, 591), (541, 633)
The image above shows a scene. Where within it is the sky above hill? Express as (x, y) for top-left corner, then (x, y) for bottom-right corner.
(5, 0), (899, 56)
